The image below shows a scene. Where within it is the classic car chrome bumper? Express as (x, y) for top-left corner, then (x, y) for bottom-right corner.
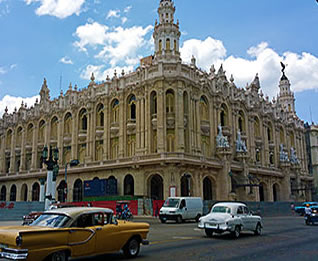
(0, 248), (28, 260)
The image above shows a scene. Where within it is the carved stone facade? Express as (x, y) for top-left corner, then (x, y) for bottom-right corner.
(0, 0), (312, 203)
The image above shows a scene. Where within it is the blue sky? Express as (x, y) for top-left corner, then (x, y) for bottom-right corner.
(0, 0), (318, 123)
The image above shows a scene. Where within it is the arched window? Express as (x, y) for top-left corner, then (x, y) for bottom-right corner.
(57, 181), (67, 203)
(167, 133), (175, 152)
(150, 174), (163, 200)
(166, 38), (170, 51)
(73, 179), (83, 202)
(220, 104), (228, 127)
(26, 124), (33, 146)
(203, 177), (214, 200)
(267, 123), (273, 142)
(150, 91), (157, 115)
(64, 113), (72, 134)
(273, 183), (280, 202)
(174, 40), (177, 51)
(166, 89), (174, 113)
(128, 95), (136, 120)
(16, 127), (23, 148)
(96, 104), (104, 127)
(200, 96), (209, 121)
(6, 129), (12, 149)
(124, 175), (134, 196)
(32, 183), (40, 201)
(159, 39), (162, 52)
(10, 185), (16, 201)
(50, 116), (58, 140)
(21, 184), (28, 201)
(38, 120), (46, 143)
(79, 109), (87, 131)
(259, 183), (266, 202)
(280, 127), (285, 145)
(290, 132), (295, 147)
(0, 186), (6, 201)
(254, 117), (260, 137)
(111, 99), (119, 123)
(181, 174), (192, 197)
(238, 111), (245, 132)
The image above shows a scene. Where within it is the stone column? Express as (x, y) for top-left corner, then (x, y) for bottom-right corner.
(85, 106), (92, 162)
(103, 98), (109, 160)
(9, 130), (16, 173)
(141, 97), (146, 153)
(136, 96), (141, 154)
(195, 98), (201, 154)
(19, 128), (26, 172)
(157, 85), (165, 153)
(118, 94), (125, 158)
(176, 87), (184, 152)
(0, 136), (5, 173)
(31, 125), (38, 170)
(71, 110), (78, 161)
(57, 118), (63, 164)
(91, 106), (97, 162)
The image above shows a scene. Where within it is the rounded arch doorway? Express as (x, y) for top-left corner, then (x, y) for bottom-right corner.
(150, 174), (163, 200)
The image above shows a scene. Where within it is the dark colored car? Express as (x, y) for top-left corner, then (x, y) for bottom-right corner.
(22, 202), (90, 225)
(294, 202), (318, 216)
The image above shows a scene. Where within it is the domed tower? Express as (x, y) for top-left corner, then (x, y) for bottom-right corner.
(153, 0), (181, 63)
(277, 62), (295, 116)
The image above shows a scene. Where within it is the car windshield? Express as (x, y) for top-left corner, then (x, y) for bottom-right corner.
(211, 206), (231, 214)
(30, 213), (71, 228)
(163, 199), (180, 208)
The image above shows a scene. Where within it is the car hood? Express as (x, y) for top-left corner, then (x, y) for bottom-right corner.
(202, 213), (233, 222)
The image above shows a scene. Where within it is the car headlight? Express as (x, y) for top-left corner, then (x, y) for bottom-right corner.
(16, 235), (23, 247)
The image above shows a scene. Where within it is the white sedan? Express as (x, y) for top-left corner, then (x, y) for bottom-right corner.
(198, 202), (262, 238)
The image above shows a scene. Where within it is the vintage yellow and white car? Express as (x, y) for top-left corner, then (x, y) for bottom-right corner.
(0, 207), (149, 260)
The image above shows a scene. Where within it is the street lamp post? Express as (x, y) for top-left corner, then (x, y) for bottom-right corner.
(42, 145), (59, 210)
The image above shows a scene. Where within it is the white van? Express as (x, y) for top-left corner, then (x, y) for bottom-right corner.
(159, 197), (203, 223)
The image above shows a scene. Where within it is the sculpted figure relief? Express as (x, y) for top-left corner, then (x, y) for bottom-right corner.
(216, 125), (230, 148)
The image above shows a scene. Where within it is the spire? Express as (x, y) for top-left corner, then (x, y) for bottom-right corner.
(277, 62), (295, 115)
(153, 0), (181, 63)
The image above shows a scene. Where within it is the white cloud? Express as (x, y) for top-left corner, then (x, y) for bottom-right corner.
(0, 95), (40, 117)
(121, 17), (127, 24)
(59, 56), (73, 64)
(74, 21), (153, 67)
(180, 37), (318, 98)
(95, 25), (153, 66)
(106, 9), (120, 19)
(124, 6), (132, 13)
(73, 22), (109, 52)
(0, 67), (6, 74)
(25, 0), (85, 19)
(180, 37), (226, 70)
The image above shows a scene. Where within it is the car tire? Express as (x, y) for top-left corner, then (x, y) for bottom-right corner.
(205, 228), (214, 238)
(160, 219), (166, 224)
(123, 237), (140, 258)
(254, 223), (262, 235)
(232, 226), (241, 239)
(176, 215), (182, 223)
(50, 251), (67, 261)
(195, 214), (201, 223)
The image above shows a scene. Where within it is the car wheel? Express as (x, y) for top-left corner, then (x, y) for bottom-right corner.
(205, 228), (213, 238)
(50, 251), (66, 261)
(176, 216), (182, 223)
(160, 219), (166, 224)
(123, 238), (140, 258)
(232, 226), (241, 239)
(195, 214), (201, 223)
(254, 223), (262, 235)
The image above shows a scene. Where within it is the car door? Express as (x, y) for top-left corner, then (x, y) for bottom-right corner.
(243, 206), (254, 230)
(68, 213), (97, 258)
(95, 213), (126, 254)
(237, 206), (249, 230)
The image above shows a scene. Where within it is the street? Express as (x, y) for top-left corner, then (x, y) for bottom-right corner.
(1, 216), (318, 261)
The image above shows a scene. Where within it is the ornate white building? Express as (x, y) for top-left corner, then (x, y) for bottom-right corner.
(0, 0), (313, 203)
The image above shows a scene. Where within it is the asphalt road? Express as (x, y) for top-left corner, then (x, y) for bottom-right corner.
(1, 216), (318, 261)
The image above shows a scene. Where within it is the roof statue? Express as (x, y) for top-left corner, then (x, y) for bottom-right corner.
(279, 144), (289, 163)
(236, 130), (247, 153)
